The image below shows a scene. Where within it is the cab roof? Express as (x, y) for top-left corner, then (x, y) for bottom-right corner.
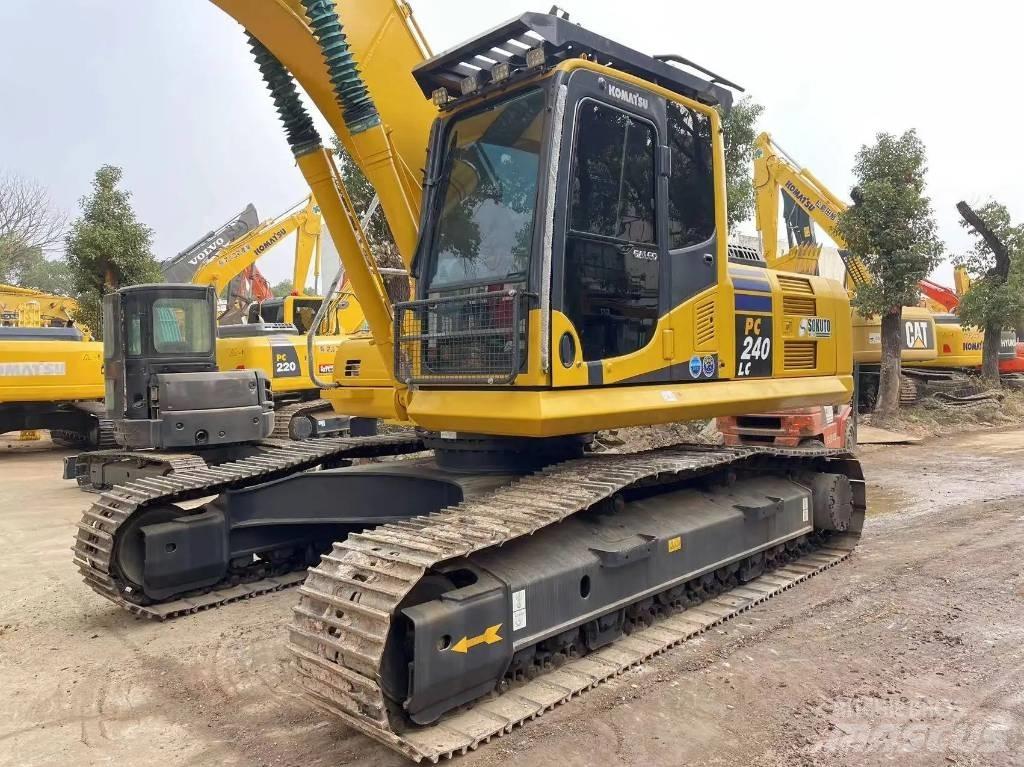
(412, 11), (738, 110)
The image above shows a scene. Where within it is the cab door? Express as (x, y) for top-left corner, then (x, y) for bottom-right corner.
(550, 70), (666, 386)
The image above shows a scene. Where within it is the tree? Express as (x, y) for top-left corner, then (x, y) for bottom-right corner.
(836, 130), (944, 421)
(719, 96), (764, 228)
(64, 165), (162, 336)
(0, 172), (67, 286)
(271, 278), (294, 297)
(954, 201), (1024, 383)
(15, 247), (74, 295)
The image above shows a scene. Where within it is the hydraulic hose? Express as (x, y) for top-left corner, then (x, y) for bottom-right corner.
(246, 34), (322, 156)
(299, 0), (380, 134)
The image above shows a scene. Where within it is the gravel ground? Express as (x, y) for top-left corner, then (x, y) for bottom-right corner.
(1, 428), (1022, 767)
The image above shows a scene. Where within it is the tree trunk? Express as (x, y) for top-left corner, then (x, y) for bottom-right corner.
(874, 307), (903, 422)
(983, 322), (1002, 385)
(957, 201), (1011, 385)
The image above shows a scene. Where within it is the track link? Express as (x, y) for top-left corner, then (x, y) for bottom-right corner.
(73, 433), (424, 619)
(271, 398), (334, 440)
(289, 445), (864, 762)
(72, 449), (209, 490)
(52, 417), (117, 450)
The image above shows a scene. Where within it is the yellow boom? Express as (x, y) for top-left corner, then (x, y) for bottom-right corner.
(210, 0), (433, 268)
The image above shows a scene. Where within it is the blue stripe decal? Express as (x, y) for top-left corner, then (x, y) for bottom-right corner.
(735, 293), (773, 313)
(731, 276), (771, 293)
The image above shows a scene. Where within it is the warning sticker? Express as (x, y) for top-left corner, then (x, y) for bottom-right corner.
(512, 589), (527, 631)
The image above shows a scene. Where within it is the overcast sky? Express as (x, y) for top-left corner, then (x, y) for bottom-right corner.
(2, 0), (1021, 287)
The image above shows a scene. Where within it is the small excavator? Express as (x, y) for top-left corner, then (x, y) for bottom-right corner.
(183, 194), (360, 439)
(65, 197), (373, 489)
(76, 3), (865, 762)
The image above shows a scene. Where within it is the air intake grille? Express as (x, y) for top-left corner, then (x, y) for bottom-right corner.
(777, 274), (817, 316)
(783, 295), (817, 315)
(695, 300), (715, 347)
(343, 360), (361, 377)
(395, 289), (529, 385)
(784, 341), (817, 370)
(776, 275), (814, 295)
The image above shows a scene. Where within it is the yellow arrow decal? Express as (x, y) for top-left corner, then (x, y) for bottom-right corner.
(450, 624), (503, 654)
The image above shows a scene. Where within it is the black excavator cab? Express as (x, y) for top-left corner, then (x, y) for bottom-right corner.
(103, 283), (274, 450)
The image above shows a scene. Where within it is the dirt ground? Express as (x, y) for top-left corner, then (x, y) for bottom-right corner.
(1, 429), (1023, 767)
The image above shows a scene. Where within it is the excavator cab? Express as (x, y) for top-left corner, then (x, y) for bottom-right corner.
(246, 294), (323, 334)
(104, 283), (274, 449)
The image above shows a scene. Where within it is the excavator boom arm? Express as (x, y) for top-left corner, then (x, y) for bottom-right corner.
(210, 0), (434, 269)
(753, 132), (870, 289)
(191, 196), (320, 298)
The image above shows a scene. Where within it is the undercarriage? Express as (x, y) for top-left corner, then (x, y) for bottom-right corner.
(0, 401), (115, 449)
(74, 431), (863, 758)
(63, 396), (376, 491)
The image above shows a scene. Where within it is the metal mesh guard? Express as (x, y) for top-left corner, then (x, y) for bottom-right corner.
(395, 289), (528, 385)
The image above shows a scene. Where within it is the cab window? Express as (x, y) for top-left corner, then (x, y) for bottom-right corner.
(152, 297), (212, 354)
(666, 101), (715, 249)
(564, 99), (659, 362)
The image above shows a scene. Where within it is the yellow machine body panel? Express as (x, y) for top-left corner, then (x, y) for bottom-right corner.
(379, 60), (854, 437)
(851, 307), (938, 364)
(322, 334), (399, 419)
(216, 331), (341, 397)
(406, 375), (850, 438)
(914, 318), (984, 369)
(0, 336), (104, 404)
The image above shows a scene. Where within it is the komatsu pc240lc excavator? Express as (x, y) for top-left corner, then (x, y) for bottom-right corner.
(75, 4), (866, 762)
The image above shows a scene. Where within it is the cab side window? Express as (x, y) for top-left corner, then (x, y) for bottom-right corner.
(666, 101), (715, 249)
(565, 99), (659, 362)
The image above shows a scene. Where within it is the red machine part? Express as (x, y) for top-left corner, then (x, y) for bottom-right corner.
(717, 405), (855, 450)
(1001, 342), (1024, 374)
(246, 265), (274, 302)
(918, 278), (960, 312)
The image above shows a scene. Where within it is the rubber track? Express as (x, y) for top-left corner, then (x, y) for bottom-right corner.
(271, 398), (334, 440)
(288, 444), (864, 762)
(72, 433), (424, 619)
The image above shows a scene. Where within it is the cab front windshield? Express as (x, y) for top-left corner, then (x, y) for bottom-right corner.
(151, 297), (212, 355)
(425, 88), (545, 290)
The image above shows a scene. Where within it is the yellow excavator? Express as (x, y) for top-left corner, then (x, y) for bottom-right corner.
(185, 194), (361, 437)
(0, 284), (110, 447)
(752, 132), (988, 402)
(918, 268), (1021, 375)
(1, 283), (86, 330)
(75, 4), (866, 761)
